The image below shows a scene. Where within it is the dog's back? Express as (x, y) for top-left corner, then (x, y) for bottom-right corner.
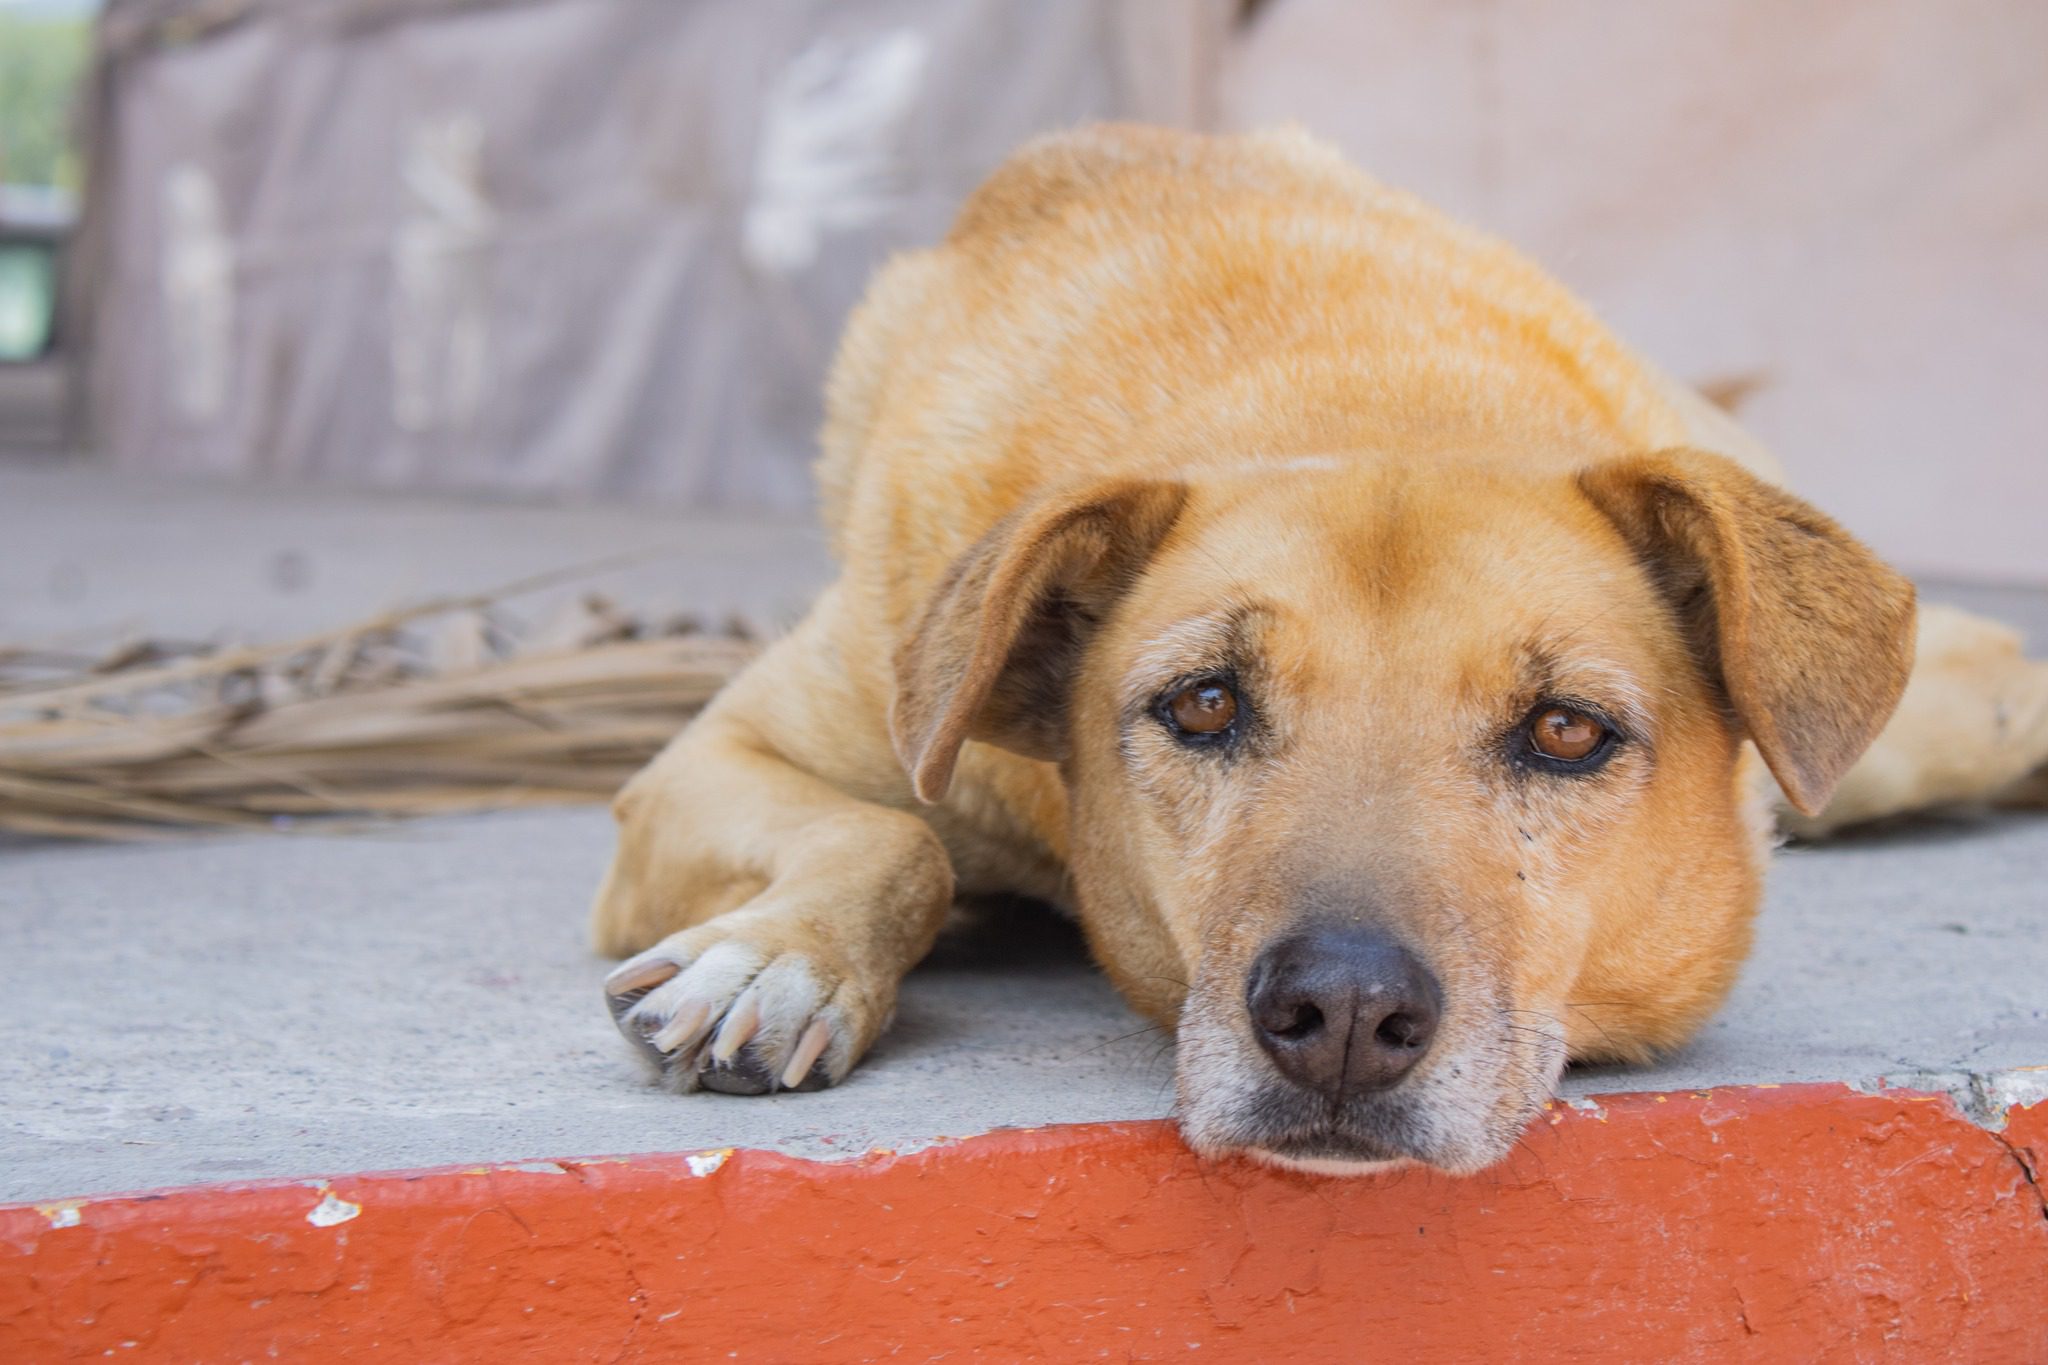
(817, 123), (1774, 596)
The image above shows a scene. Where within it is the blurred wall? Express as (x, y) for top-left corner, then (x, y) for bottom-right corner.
(77, 1), (2045, 584)
(1226, 0), (2048, 583)
(79, 0), (1225, 511)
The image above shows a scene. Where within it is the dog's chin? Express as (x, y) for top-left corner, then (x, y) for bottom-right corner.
(1176, 1078), (1523, 1177)
(1179, 1097), (1435, 1173)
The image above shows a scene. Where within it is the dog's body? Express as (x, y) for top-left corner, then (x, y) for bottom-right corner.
(596, 126), (2046, 1173)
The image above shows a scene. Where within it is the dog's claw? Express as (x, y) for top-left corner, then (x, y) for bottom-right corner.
(651, 998), (712, 1054)
(710, 986), (762, 1063)
(782, 1019), (833, 1089)
(605, 955), (681, 996)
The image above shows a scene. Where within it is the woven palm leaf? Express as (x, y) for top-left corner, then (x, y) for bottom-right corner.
(0, 583), (758, 840)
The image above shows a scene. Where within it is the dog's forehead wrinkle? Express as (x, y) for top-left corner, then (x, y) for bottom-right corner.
(1513, 643), (1657, 732)
(1123, 606), (1251, 689)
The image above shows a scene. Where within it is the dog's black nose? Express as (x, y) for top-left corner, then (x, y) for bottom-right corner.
(1246, 928), (1443, 1098)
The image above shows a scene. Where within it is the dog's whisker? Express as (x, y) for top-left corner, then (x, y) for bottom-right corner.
(1073, 1022), (1169, 1059)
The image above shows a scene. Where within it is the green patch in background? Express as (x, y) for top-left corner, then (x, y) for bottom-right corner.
(0, 240), (57, 359)
(0, 10), (93, 191)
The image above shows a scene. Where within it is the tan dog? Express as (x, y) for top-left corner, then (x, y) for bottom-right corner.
(594, 125), (2043, 1174)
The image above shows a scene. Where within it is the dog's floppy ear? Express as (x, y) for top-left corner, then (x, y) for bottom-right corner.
(891, 479), (1188, 803)
(1578, 448), (1916, 817)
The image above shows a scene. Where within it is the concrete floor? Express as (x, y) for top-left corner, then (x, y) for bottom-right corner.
(0, 464), (831, 645)
(2, 465), (2045, 1201)
(4, 805), (2047, 1202)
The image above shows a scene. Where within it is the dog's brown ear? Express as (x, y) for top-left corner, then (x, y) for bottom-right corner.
(1578, 448), (1916, 817)
(891, 479), (1188, 803)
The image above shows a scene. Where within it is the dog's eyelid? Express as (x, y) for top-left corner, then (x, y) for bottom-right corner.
(1524, 660), (1654, 745)
(1119, 607), (1267, 718)
(1123, 663), (1226, 724)
(1505, 695), (1636, 776)
(1122, 663), (1240, 726)
(1584, 697), (1649, 749)
(1526, 695), (1637, 747)
(1539, 695), (1628, 738)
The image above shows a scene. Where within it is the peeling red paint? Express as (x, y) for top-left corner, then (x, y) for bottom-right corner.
(2, 1084), (2045, 1362)
(2004, 1091), (2048, 1214)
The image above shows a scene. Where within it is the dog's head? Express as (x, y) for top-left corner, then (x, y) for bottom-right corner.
(891, 448), (1913, 1173)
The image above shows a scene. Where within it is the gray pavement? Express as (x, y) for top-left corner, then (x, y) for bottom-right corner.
(1, 805), (2043, 1201)
(0, 464), (2044, 1201)
(0, 464), (833, 645)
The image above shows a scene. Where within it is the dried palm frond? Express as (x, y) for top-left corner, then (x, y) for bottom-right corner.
(0, 579), (760, 840)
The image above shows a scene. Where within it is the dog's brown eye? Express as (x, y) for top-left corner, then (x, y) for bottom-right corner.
(1167, 682), (1238, 736)
(1529, 707), (1607, 762)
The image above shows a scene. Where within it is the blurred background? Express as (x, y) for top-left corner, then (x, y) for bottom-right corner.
(3, 0), (2043, 597)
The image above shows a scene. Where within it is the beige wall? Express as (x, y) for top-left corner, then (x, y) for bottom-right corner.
(1225, 0), (2048, 583)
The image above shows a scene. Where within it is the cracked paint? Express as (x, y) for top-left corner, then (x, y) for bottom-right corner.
(1, 1083), (2044, 1361)
(1984, 1066), (2048, 1127)
(1859, 1065), (2048, 1132)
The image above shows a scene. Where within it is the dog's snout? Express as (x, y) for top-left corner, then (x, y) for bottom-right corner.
(1246, 928), (1443, 1098)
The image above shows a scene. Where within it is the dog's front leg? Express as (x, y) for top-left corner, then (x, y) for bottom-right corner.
(592, 621), (954, 1094)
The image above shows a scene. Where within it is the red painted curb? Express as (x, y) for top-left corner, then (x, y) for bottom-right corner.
(3, 1083), (2045, 1362)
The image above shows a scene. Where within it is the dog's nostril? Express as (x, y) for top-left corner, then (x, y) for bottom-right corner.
(1273, 1002), (1322, 1040)
(1251, 993), (1325, 1042)
(1375, 1010), (1429, 1049)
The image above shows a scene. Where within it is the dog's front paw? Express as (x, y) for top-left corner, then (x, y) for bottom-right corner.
(602, 928), (883, 1095)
